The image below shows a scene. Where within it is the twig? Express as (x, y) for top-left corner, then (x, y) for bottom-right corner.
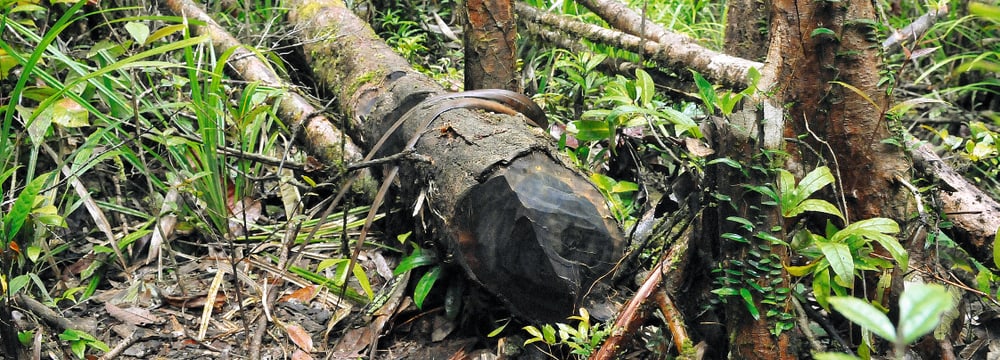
(591, 224), (692, 359)
(803, 112), (850, 224)
(98, 328), (144, 360)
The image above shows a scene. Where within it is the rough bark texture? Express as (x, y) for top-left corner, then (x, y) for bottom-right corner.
(771, 0), (912, 223)
(698, 0), (919, 358)
(286, 0), (625, 323)
(464, 0), (519, 91)
(723, 0), (769, 61)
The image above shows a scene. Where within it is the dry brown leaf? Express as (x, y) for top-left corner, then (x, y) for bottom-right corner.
(105, 302), (162, 325)
(280, 285), (319, 303)
(286, 324), (314, 352)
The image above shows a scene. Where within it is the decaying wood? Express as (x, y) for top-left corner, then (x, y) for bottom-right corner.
(514, 2), (762, 89)
(911, 141), (1000, 260)
(164, 0), (366, 167)
(286, 0), (625, 322)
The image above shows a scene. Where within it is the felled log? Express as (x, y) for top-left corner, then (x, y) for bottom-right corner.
(286, 0), (625, 322)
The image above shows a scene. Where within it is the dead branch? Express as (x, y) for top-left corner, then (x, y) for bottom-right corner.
(514, 2), (760, 89)
(911, 141), (1000, 261)
(883, 3), (950, 52)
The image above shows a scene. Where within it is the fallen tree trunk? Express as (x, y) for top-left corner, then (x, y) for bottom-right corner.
(286, 0), (625, 323)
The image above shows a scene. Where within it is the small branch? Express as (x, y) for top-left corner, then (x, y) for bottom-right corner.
(514, 2), (760, 89)
(883, 3), (950, 52)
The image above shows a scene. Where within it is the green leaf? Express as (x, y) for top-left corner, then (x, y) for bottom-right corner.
(994, 226), (1000, 269)
(726, 216), (755, 231)
(970, 2), (1000, 21)
(740, 288), (760, 320)
(636, 69), (654, 106)
(785, 261), (818, 277)
(487, 319), (509, 337)
(351, 263), (374, 300)
(866, 232), (909, 272)
(786, 199), (844, 220)
(569, 119), (612, 142)
(814, 353), (862, 360)
(810, 27), (838, 39)
(776, 169), (796, 198)
(814, 268), (832, 309)
(71, 339), (86, 359)
(691, 70), (716, 115)
(394, 249), (436, 275)
(798, 166), (836, 199)
(828, 296), (896, 342)
(818, 241), (854, 286)
(413, 265), (442, 309)
(831, 218), (900, 243)
(4, 173), (51, 241)
(124, 22), (151, 45)
(898, 283), (953, 344)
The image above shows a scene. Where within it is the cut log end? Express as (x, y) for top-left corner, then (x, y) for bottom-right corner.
(453, 152), (625, 322)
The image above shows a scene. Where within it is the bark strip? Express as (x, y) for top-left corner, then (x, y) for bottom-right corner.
(286, 0), (625, 322)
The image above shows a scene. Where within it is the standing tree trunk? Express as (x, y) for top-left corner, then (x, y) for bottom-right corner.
(703, 0), (915, 358)
(464, 0), (519, 91)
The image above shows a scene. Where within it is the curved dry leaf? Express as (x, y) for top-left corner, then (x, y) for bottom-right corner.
(286, 324), (314, 352)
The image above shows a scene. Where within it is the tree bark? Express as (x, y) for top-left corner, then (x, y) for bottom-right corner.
(701, 0), (916, 358)
(285, 0), (625, 323)
(464, 0), (519, 91)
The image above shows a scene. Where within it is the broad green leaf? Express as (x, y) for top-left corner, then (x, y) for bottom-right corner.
(866, 232), (909, 272)
(712, 287), (739, 296)
(818, 241), (854, 286)
(413, 265), (441, 309)
(569, 120), (612, 142)
(831, 218), (900, 243)
(51, 97), (88, 128)
(124, 22), (150, 45)
(810, 27), (838, 39)
(147, 24), (187, 45)
(4, 173), (51, 241)
(351, 263), (374, 300)
(487, 319), (509, 337)
(777, 169), (796, 198)
(828, 296), (896, 342)
(726, 216), (755, 231)
(970, 2), (1000, 21)
(27, 246), (41, 262)
(636, 69), (654, 106)
(797, 166), (835, 199)
(611, 180), (639, 193)
(898, 283), (953, 344)
(786, 199), (844, 220)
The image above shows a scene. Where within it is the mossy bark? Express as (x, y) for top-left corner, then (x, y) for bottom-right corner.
(286, 0), (625, 323)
